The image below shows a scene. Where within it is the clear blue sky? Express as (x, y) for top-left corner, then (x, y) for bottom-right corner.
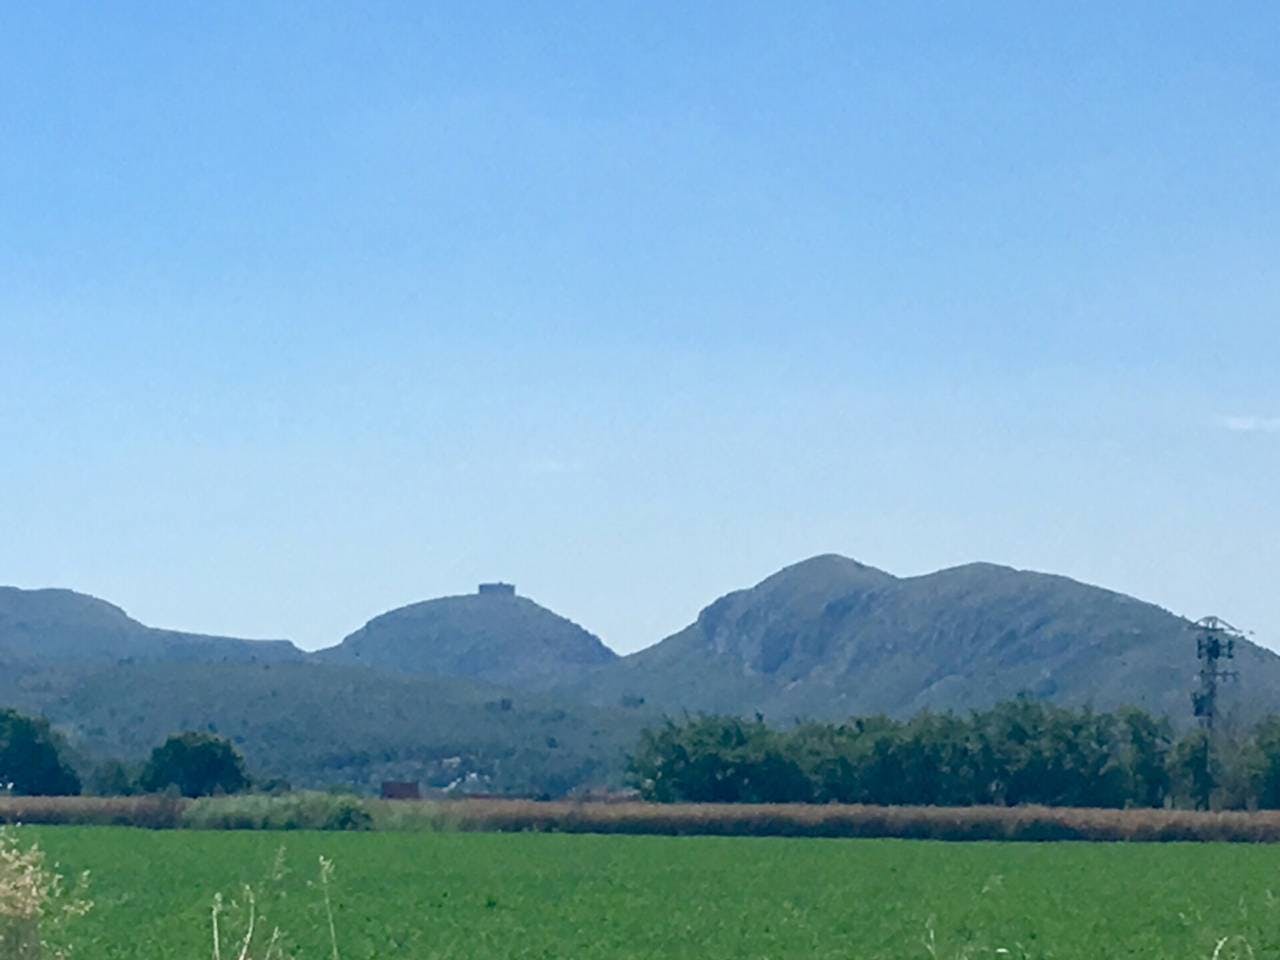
(2, 3), (1277, 654)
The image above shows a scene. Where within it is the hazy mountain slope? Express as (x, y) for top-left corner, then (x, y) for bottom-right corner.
(0, 586), (302, 665)
(0, 586), (303, 710)
(578, 556), (1280, 724)
(44, 660), (642, 795)
(0, 584), (636, 795)
(576, 555), (894, 713)
(314, 589), (618, 689)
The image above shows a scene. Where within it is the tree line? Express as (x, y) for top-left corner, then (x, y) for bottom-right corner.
(628, 699), (1280, 810)
(1, 708), (251, 798)
(14, 698), (1280, 808)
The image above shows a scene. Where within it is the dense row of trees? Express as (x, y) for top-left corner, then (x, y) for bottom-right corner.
(15, 698), (1280, 809)
(1, 708), (251, 798)
(628, 700), (1280, 810)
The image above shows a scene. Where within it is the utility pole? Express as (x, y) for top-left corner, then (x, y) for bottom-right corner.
(1192, 616), (1241, 733)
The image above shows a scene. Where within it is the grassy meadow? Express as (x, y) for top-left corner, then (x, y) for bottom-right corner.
(19, 826), (1280, 959)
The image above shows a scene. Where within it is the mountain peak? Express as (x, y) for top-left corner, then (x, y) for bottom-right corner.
(0, 585), (302, 665)
(761, 553), (895, 585)
(315, 589), (617, 689)
(576, 554), (1280, 723)
(0, 586), (139, 630)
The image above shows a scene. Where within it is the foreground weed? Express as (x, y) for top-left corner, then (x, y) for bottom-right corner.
(922, 914), (1034, 960)
(317, 857), (340, 960)
(210, 849), (341, 960)
(1210, 936), (1256, 960)
(0, 828), (91, 959)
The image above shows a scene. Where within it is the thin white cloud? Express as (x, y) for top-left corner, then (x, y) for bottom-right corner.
(1222, 416), (1280, 434)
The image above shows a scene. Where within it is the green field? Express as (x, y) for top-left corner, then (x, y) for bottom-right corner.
(22, 827), (1280, 959)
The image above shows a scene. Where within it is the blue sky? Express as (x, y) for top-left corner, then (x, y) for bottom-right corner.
(2, 3), (1277, 653)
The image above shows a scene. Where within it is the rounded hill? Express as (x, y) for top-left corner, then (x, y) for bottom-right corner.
(315, 586), (618, 690)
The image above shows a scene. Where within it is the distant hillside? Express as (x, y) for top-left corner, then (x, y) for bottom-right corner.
(314, 585), (617, 689)
(0, 584), (637, 795)
(44, 660), (642, 795)
(0, 586), (302, 665)
(0, 586), (303, 710)
(572, 554), (1280, 724)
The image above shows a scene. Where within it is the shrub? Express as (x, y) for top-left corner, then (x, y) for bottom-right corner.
(184, 793), (373, 831)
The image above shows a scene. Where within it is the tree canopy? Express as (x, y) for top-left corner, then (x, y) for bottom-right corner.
(138, 732), (249, 797)
(0, 708), (82, 796)
(629, 700), (1280, 810)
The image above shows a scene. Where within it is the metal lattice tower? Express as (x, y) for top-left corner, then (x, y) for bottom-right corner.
(1192, 616), (1242, 732)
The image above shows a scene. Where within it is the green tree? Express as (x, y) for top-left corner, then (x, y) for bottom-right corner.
(1115, 708), (1172, 808)
(139, 732), (249, 797)
(631, 702), (1280, 811)
(1246, 716), (1280, 809)
(792, 720), (878, 804)
(628, 715), (810, 803)
(793, 716), (910, 805)
(896, 712), (984, 806)
(0, 708), (81, 796)
(1170, 730), (1215, 810)
(87, 759), (137, 797)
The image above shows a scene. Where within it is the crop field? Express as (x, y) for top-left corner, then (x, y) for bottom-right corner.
(23, 826), (1280, 959)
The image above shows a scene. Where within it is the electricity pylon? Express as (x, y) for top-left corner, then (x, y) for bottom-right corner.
(1192, 616), (1242, 733)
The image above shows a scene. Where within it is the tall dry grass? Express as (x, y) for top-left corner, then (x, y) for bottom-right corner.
(0, 796), (184, 829)
(0, 828), (92, 959)
(15, 793), (1280, 842)
(370, 798), (1280, 842)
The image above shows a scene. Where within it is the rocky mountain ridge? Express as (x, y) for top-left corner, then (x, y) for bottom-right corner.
(5, 557), (1277, 793)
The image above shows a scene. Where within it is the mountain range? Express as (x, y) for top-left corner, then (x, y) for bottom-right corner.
(568, 555), (1280, 722)
(3, 556), (1277, 795)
